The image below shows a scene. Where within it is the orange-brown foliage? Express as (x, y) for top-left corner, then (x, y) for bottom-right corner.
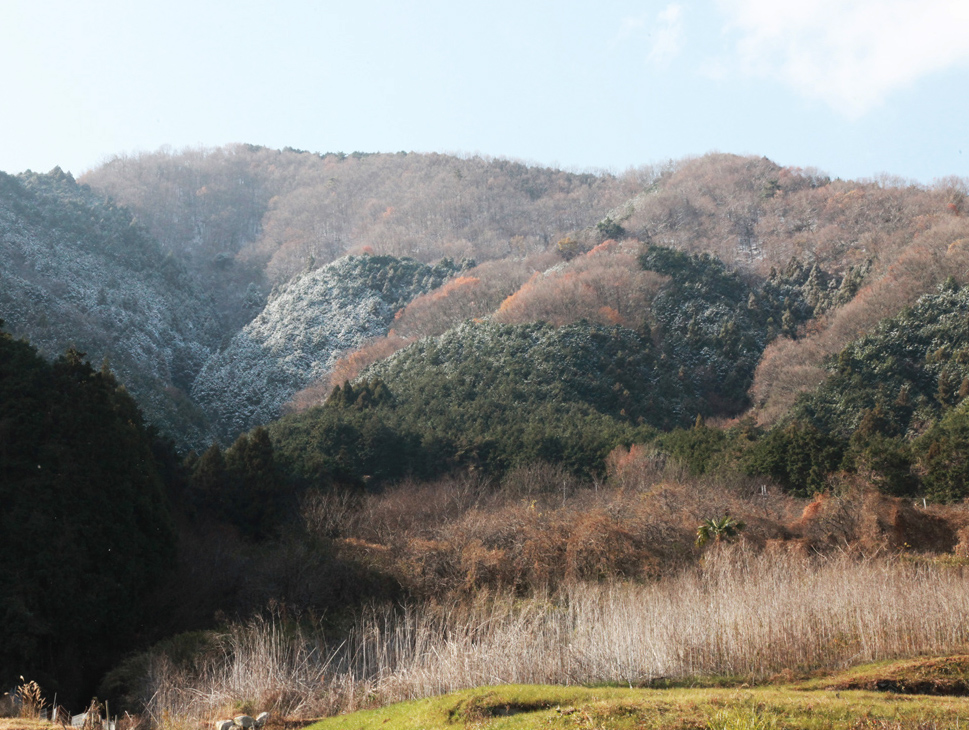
(605, 443), (667, 489)
(283, 333), (414, 413)
(493, 242), (667, 329)
(392, 276), (482, 336)
(392, 254), (558, 338)
(327, 333), (413, 390)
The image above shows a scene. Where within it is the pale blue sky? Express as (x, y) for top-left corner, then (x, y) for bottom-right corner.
(2, 0), (968, 183)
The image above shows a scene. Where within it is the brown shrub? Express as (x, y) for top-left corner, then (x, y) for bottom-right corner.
(499, 461), (585, 501)
(563, 511), (642, 582)
(790, 484), (959, 554)
(300, 453), (969, 605)
(356, 474), (491, 545)
(604, 443), (667, 489)
(335, 463), (806, 598)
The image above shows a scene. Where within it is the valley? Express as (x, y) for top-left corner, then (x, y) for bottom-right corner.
(3, 147), (969, 727)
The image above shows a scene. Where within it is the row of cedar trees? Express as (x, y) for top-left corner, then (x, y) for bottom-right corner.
(0, 320), (177, 706)
(187, 427), (290, 539)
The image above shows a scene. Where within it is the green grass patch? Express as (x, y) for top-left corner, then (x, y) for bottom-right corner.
(304, 680), (969, 729)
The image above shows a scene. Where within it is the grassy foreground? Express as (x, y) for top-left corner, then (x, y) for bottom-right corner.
(305, 658), (969, 730)
(0, 721), (53, 730)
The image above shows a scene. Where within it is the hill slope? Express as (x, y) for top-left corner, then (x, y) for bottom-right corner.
(0, 169), (221, 446)
(81, 146), (639, 284)
(11, 149), (966, 458)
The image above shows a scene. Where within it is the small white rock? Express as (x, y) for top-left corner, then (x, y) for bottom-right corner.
(254, 712), (269, 727)
(214, 720), (233, 730)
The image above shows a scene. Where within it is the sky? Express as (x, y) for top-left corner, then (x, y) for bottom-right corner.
(2, 0), (968, 184)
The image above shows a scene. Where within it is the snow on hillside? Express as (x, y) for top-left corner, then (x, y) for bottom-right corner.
(191, 255), (465, 441)
(0, 170), (222, 448)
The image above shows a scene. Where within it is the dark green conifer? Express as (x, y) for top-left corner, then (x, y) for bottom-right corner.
(225, 427), (283, 538)
(191, 443), (229, 513)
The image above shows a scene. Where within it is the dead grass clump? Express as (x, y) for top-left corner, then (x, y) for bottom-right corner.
(12, 679), (44, 720)
(143, 617), (341, 726)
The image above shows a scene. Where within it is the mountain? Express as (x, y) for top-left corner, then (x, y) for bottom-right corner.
(7, 148), (966, 458)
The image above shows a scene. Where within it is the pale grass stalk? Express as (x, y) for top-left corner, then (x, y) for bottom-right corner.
(145, 549), (969, 727)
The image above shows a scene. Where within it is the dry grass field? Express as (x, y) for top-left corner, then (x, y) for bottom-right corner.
(141, 548), (969, 727)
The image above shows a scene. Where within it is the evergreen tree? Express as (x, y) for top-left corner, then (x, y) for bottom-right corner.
(190, 443), (229, 515)
(225, 427), (284, 537)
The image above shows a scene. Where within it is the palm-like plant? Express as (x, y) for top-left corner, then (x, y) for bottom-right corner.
(695, 514), (745, 548)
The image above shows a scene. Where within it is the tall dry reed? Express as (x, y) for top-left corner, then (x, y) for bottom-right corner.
(144, 548), (969, 725)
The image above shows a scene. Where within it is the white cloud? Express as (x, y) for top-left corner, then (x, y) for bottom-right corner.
(612, 4), (684, 68)
(647, 4), (684, 68)
(715, 0), (969, 117)
(613, 13), (649, 47)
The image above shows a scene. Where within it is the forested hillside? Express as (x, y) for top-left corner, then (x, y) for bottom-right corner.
(5, 148), (967, 452)
(745, 281), (969, 500)
(80, 146), (640, 284)
(3, 148), (966, 456)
